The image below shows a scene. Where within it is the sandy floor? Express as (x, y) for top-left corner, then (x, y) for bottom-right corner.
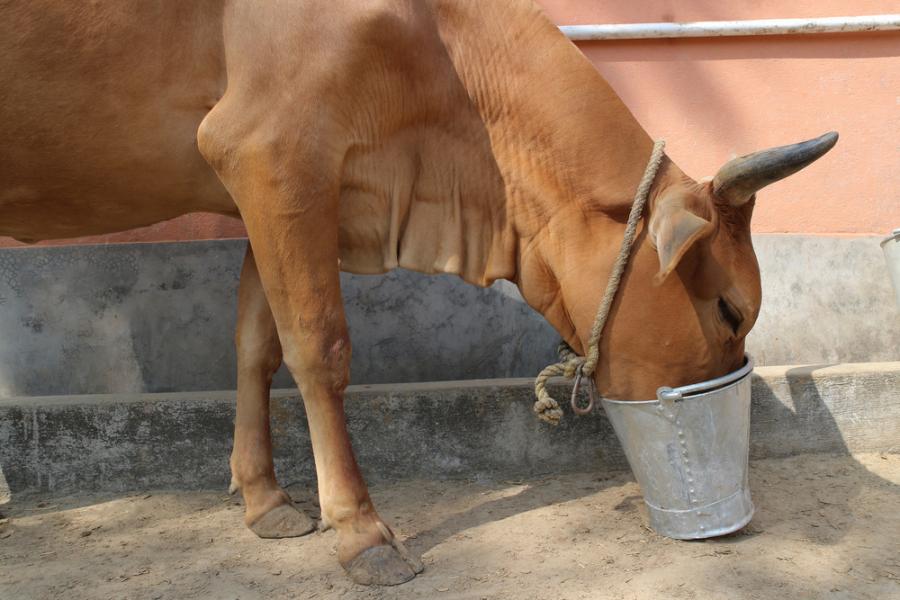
(1, 453), (898, 600)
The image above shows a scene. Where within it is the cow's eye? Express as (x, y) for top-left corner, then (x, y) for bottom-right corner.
(718, 297), (742, 335)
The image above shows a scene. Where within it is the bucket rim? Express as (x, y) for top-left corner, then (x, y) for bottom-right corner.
(600, 354), (753, 405)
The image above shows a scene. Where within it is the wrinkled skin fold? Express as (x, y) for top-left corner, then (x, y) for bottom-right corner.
(0, 0), (837, 585)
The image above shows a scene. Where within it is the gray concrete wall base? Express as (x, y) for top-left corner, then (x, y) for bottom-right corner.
(747, 235), (900, 366)
(1, 363), (896, 496)
(0, 235), (897, 397)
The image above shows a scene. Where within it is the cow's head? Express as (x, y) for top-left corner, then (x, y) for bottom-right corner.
(538, 132), (837, 400)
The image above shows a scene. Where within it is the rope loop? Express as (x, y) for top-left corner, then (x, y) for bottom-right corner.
(532, 140), (666, 424)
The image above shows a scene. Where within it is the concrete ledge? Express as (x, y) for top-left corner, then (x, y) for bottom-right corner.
(1, 363), (897, 495)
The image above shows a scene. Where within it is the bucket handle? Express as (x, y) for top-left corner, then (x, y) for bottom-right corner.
(656, 355), (754, 404)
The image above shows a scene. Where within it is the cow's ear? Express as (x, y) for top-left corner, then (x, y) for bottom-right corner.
(648, 194), (714, 284)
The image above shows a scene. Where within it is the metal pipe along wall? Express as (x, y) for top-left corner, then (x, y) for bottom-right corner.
(560, 14), (900, 40)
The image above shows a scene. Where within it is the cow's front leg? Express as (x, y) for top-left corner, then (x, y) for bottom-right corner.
(231, 245), (316, 538)
(250, 230), (420, 585)
(200, 123), (421, 585)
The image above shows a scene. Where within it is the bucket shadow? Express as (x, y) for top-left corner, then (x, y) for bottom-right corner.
(406, 364), (898, 555)
(747, 365), (898, 546)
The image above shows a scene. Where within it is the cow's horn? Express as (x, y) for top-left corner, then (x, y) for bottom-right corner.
(713, 131), (838, 206)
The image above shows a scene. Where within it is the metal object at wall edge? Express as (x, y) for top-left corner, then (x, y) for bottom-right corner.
(881, 229), (900, 309)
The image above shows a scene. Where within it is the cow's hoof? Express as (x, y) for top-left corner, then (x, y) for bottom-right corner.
(344, 545), (420, 586)
(249, 503), (316, 539)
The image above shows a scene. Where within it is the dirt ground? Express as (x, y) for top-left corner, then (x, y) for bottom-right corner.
(1, 453), (898, 600)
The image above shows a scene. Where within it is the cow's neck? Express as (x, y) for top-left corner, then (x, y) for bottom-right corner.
(430, 1), (659, 346)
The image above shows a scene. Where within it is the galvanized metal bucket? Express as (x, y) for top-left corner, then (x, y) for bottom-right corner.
(601, 356), (754, 539)
(881, 229), (900, 308)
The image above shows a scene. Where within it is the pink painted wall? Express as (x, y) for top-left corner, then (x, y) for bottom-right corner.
(3, 0), (897, 247)
(545, 0), (900, 236)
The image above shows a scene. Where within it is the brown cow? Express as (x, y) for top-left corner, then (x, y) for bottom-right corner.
(1, 0), (836, 585)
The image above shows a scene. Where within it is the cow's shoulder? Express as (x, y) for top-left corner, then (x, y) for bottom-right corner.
(347, 0), (418, 34)
(334, 0), (435, 63)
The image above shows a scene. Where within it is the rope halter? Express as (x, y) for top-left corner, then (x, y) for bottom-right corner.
(532, 140), (667, 424)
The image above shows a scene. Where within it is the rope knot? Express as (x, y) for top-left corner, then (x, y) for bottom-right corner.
(561, 357), (583, 380)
